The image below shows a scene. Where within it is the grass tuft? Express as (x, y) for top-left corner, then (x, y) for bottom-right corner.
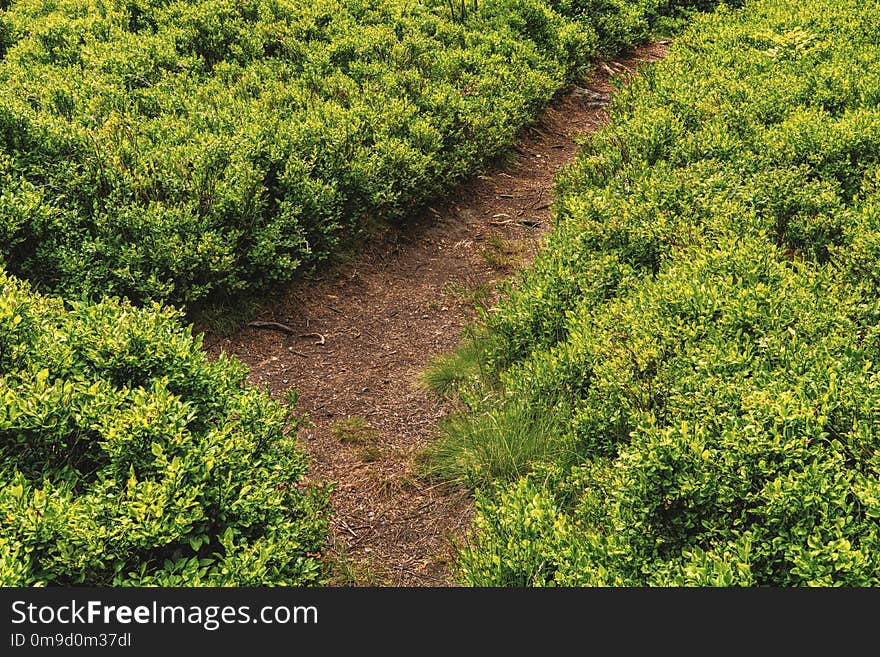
(418, 395), (568, 489)
(480, 236), (524, 271)
(330, 416), (379, 444)
(420, 333), (492, 400)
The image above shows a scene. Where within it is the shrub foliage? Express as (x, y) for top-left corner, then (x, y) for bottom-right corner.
(436, 0), (880, 585)
(0, 270), (328, 585)
(0, 0), (703, 310)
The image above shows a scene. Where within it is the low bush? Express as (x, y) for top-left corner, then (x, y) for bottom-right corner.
(0, 0), (711, 311)
(0, 270), (328, 585)
(433, 0), (880, 585)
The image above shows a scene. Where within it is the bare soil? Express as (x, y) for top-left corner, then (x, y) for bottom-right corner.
(203, 42), (668, 586)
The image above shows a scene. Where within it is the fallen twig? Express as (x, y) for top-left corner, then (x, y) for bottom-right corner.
(489, 218), (543, 228)
(248, 321), (296, 334)
(300, 332), (326, 345)
(382, 501), (437, 526)
(337, 519), (358, 538)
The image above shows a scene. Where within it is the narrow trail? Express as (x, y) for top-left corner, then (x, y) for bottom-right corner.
(204, 42), (668, 586)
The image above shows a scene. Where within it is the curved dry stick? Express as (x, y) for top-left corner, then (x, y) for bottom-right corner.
(248, 322), (326, 346)
(248, 320), (296, 334)
(300, 332), (326, 346)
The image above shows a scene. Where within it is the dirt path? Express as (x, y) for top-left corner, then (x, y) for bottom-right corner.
(203, 42), (668, 586)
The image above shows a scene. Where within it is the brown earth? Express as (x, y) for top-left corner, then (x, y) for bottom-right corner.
(203, 42), (668, 586)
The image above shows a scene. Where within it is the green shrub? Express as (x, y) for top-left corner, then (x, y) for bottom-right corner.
(0, 270), (328, 585)
(0, 0), (710, 311)
(436, 0), (880, 586)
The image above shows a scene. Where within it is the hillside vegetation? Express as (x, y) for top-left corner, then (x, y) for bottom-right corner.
(426, 0), (880, 585)
(0, 0), (704, 311)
